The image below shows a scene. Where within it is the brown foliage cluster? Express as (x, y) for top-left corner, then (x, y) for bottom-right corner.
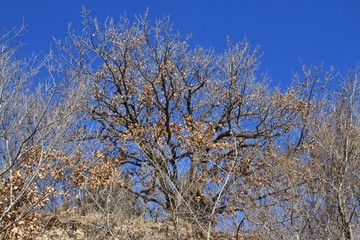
(0, 147), (71, 238)
(0, 147), (124, 238)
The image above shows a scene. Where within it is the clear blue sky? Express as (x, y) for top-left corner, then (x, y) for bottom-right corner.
(1, 0), (359, 87)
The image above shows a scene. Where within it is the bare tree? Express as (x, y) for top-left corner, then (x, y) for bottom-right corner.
(0, 27), (88, 238)
(305, 65), (360, 239)
(258, 65), (360, 240)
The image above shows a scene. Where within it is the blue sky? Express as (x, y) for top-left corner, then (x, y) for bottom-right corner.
(1, 0), (359, 87)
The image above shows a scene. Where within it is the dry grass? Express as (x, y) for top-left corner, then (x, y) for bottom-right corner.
(33, 212), (210, 240)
